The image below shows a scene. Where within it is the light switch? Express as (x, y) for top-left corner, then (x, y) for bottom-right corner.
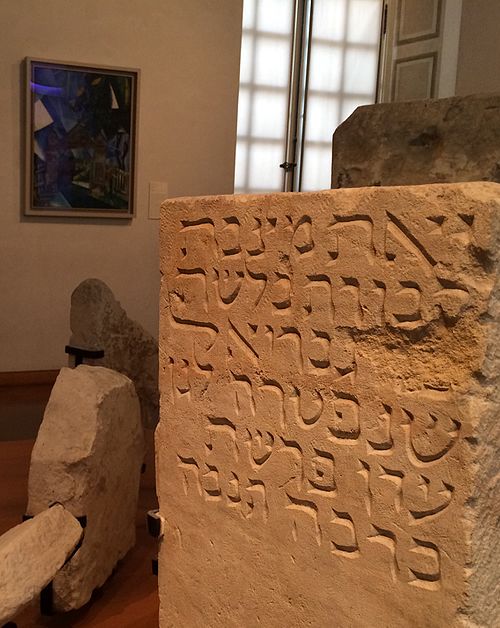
(149, 181), (169, 219)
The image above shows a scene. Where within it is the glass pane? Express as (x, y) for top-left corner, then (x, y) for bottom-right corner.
(257, 0), (294, 35)
(235, 0), (294, 193)
(308, 44), (343, 93)
(237, 87), (250, 137)
(344, 48), (379, 94)
(348, 0), (382, 44)
(304, 95), (340, 142)
(234, 140), (248, 192)
(312, 0), (347, 42)
(340, 95), (372, 120)
(242, 0), (256, 29)
(301, 146), (332, 191)
(251, 90), (289, 140)
(301, 0), (382, 191)
(249, 142), (283, 191)
(239, 34), (254, 84)
(255, 37), (292, 87)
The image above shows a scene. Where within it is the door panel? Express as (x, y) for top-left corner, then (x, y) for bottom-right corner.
(379, 0), (449, 102)
(397, 0), (441, 43)
(392, 52), (437, 101)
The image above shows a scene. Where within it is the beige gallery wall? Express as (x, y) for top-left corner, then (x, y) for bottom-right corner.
(456, 0), (500, 95)
(0, 0), (243, 372)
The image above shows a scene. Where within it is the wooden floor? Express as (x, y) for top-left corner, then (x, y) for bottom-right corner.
(0, 383), (159, 627)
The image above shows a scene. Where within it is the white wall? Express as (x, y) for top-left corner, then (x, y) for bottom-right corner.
(456, 0), (500, 95)
(0, 0), (242, 372)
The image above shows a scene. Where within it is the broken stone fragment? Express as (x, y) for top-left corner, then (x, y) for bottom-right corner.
(69, 278), (159, 427)
(27, 365), (144, 612)
(0, 505), (82, 624)
(332, 93), (500, 189)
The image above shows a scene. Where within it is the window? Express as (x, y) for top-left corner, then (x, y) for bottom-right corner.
(235, 0), (295, 193)
(235, 0), (383, 193)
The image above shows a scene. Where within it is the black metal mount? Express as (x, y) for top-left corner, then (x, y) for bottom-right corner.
(65, 345), (105, 367)
(279, 161), (297, 172)
(40, 582), (54, 616)
(147, 509), (162, 538)
(147, 509), (162, 577)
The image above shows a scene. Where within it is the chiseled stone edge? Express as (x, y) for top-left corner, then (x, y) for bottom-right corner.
(69, 278), (159, 427)
(0, 505), (82, 624)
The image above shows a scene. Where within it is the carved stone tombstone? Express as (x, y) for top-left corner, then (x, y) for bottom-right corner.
(331, 93), (500, 189)
(70, 278), (159, 427)
(0, 505), (82, 624)
(27, 365), (144, 611)
(157, 184), (500, 627)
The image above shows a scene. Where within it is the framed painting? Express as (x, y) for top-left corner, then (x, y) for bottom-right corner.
(25, 58), (139, 218)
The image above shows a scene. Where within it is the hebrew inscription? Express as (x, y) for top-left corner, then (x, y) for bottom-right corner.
(158, 184), (500, 628)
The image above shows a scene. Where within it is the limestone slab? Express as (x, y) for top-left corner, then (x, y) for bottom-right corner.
(332, 93), (500, 189)
(70, 278), (159, 427)
(0, 505), (82, 624)
(157, 184), (500, 627)
(27, 365), (144, 611)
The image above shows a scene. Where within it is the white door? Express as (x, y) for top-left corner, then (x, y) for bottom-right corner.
(378, 0), (462, 102)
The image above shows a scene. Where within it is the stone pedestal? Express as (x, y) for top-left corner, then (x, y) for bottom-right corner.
(332, 94), (500, 189)
(157, 183), (500, 627)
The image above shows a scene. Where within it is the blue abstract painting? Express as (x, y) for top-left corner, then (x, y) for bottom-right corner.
(26, 59), (137, 217)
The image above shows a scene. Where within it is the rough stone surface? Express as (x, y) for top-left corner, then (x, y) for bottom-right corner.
(0, 505), (82, 624)
(27, 365), (144, 611)
(157, 184), (500, 627)
(332, 93), (500, 189)
(70, 278), (159, 427)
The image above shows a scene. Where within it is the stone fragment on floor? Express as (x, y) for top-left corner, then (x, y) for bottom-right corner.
(70, 278), (159, 427)
(157, 183), (500, 628)
(332, 93), (500, 188)
(0, 504), (82, 624)
(27, 365), (144, 612)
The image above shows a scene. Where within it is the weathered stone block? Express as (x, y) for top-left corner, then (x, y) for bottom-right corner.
(27, 365), (144, 611)
(332, 93), (500, 189)
(157, 184), (500, 627)
(70, 278), (159, 427)
(0, 505), (82, 624)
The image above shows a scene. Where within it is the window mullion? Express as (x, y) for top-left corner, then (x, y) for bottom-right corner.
(282, 0), (312, 192)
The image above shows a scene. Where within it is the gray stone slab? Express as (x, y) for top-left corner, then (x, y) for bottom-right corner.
(332, 93), (500, 189)
(27, 365), (144, 611)
(69, 278), (159, 428)
(0, 505), (82, 624)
